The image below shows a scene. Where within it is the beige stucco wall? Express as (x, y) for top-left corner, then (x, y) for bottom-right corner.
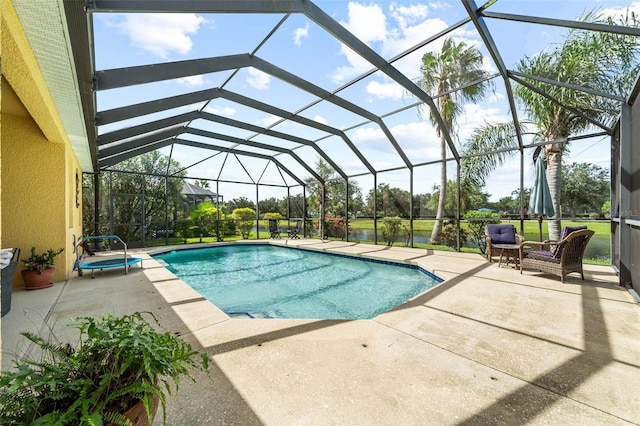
(1, 0), (84, 284)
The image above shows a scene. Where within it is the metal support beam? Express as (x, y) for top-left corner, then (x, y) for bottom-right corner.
(481, 10), (640, 37)
(184, 127), (323, 182)
(619, 103), (632, 287)
(510, 75), (612, 133)
(463, 0), (524, 150)
(509, 70), (625, 102)
(98, 112), (197, 145)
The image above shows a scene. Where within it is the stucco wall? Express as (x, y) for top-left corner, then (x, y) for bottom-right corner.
(1, 0), (84, 283)
(2, 112), (69, 283)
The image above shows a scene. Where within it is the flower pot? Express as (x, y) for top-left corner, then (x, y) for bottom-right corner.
(107, 394), (159, 426)
(21, 268), (55, 290)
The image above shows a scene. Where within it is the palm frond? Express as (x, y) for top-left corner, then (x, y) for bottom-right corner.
(461, 122), (521, 187)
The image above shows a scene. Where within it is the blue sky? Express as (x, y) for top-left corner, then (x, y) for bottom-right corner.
(93, 0), (639, 204)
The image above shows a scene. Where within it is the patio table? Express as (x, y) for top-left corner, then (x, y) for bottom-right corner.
(492, 243), (521, 269)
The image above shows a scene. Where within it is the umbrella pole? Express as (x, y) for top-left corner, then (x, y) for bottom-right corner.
(538, 216), (543, 241)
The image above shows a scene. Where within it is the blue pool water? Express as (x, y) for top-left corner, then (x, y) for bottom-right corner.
(154, 244), (442, 320)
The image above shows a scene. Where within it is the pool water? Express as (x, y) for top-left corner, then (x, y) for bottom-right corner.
(154, 244), (442, 320)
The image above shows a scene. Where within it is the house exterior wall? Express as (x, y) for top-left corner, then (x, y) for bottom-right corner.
(1, 0), (83, 284)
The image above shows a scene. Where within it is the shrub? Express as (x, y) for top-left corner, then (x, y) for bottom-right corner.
(317, 214), (351, 240)
(380, 217), (402, 246)
(438, 220), (468, 249)
(0, 312), (209, 426)
(232, 207), (256, 239)
(463, 210), (501, 254)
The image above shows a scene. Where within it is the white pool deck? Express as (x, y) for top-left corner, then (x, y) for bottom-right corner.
(2, 239), (639, 425)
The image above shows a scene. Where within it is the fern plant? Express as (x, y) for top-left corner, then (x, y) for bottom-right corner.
(0, 312), (209, 425)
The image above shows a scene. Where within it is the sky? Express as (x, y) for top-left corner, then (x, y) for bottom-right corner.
(92, 0), (640, 205)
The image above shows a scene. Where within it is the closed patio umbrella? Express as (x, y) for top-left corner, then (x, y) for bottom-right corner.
(528, 156), (555, 241)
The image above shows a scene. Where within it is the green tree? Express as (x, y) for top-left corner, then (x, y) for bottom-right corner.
(83, 152), (186, 242)
(304, 158), (362, 218)
(412, 193), (432, 218)
(463, 10), (639, 240)
(426, 180), (490, 219)
(188, 201), (224, 240)
(365, 184), (410, 218)
(258, 198), (283, 216)
(194, 179), (210, 189)
(417, 37), (492, 243)
(232, 207), (256, 239)
(226, 197), (256, 212)
(561, 162), (609, 217)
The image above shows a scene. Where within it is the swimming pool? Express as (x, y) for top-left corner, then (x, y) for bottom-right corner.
(154, 244), (442, 320)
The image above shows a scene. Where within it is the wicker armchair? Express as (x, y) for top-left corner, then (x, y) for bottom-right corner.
(519, 229), (594, 282)
(485, 224), (524, 262)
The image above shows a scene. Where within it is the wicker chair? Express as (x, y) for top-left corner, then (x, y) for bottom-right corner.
(519, 229), (594, 282)
(485, 224), (524, 262)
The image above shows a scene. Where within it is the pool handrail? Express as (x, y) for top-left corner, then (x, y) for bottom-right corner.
(76, 235), (135, 276)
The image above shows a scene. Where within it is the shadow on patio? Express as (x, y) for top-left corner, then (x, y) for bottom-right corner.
(2, 241), (638, 424)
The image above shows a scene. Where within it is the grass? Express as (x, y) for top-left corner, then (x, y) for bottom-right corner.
(145, 219), (610, 265)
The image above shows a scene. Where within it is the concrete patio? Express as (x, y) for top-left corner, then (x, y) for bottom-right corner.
(2, 240), (638, 425)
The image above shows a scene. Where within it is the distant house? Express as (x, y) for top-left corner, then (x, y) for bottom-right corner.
(182, 182), (223, 213)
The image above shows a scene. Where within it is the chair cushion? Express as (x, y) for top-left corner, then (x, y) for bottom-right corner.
(560, 225), (587, 241)
(486, 224), (516, 244)
(524, 250), (561, 263)
(553, 226), (588, 257)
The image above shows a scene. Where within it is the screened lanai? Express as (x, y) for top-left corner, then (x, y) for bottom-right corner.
(11, 0), (639, 292)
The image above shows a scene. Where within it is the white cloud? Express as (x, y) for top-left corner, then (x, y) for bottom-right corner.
(366, 80), (404, 100)
(203, 105), (236, 116)
(342, 2), (387, 44)
(330, 1), (477, 86)
(177, 75), (204, 87)
(489, 92), (505, 103)
(246, 67), (270, 90)
(457, 103), (510, 141)
(598, 1), (640, 19)
(259, 114), (282, 127)
(389, 4), (429, 30)
(330, 3), (388, 82)
(294, 22), (310, 46)
(314, 115), (328, 125)
(113, 13), (205, 58)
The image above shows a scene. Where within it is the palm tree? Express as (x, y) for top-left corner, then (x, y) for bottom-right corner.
(463, 10), (639, 240)
(417, 37), (492, 243)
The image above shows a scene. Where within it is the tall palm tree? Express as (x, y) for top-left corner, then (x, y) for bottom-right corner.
(417, 37), (492, 243)
(463, 11), (639, 240)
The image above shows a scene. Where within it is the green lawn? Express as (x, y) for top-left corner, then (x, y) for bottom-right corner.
(145, 219), (610, 265)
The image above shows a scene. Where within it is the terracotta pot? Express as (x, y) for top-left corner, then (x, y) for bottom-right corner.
(21, 268), (55, 290)
(108, 394), (159, 426)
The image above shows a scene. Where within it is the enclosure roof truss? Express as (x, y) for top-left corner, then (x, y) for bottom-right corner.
(53, 0), (636, 187)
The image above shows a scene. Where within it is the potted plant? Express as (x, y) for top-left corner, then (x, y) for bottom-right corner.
(21, 246), (64, 290)
(0, 311), (209, 426)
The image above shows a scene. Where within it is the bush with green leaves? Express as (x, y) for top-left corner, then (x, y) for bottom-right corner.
(463, 210), (501, 254)
(0, 312), (209, 426)
(232, 207), (256, 239)
(380, 217), (402, 246)
(437, 220), (469, 249)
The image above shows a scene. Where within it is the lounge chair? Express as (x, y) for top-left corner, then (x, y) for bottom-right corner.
(1, 248), (21, 317)
(287, 220), (302, 239)
(519, 228), (594, 282)
(268, 219), (281, 239)
(485, 224), (523, 262)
